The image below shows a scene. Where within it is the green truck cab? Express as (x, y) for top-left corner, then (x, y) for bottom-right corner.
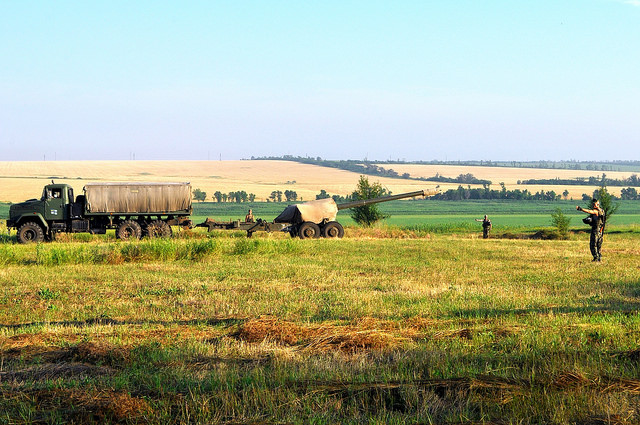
(7, 183), (78, 243)
(7, 182), (192, 243)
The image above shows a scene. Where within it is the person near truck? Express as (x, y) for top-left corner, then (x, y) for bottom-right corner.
(245, 209), (254, 223)
(577, 198), (605, 262)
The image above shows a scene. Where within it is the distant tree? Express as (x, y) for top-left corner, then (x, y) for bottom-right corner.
(332, 194), (350, 203)
(316, 189), (330, 200)
(562, 189), (569, 200)
(192, 188), (207, 202)
(350, 175), (389, 227)
(248, 193), (256, 202)
(551, 207), (571, 239)
(213, 191), (223, 202)
(284, 190), (298, 202)
(222, 193), (228, 202)
(592, 184), (619, 230)
(621, 187), (638, 200)
(270, 190), (283, 202)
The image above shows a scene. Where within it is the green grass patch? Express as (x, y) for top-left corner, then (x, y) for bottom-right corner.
(0, 201), (640, 422)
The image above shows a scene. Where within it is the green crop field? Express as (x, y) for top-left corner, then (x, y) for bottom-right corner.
(190, 199), (640, 231)
(1, 201), (640, 423)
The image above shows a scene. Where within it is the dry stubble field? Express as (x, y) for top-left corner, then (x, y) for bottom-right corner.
(0, 160), (632, 203)
(1, 230), (640, 424)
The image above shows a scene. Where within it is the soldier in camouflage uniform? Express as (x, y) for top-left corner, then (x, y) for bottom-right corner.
(475, 215), (492, 239)
(577, 199), (605, 262)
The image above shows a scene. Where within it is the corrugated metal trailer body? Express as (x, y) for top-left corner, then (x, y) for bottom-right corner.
(84, 182), (192, 215)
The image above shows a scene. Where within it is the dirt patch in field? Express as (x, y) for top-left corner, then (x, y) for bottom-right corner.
(301, 329), (404, 353)
(232, 317), (408, 353)
(2, 341), (130, 367)
(552, 371), (640, 395)
(0, 388), (150, 422)
(0, 362), (114, 382)
(231, 317), (481, 353)
(495, 230), (563, 240)
(552, 371), (592, 389)
(346, 227), (432, 239)
(232, 317), (307, 345)
(180, 353), (274, 371)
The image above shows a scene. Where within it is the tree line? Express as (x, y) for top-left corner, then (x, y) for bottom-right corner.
(192, 188), (257, 203)
(192, 188), (300, 203)
(252, 155), (493, 185)
(431, 184), (566, 201)
(251, 155), (640, 173)
(519, 173), (640, 187)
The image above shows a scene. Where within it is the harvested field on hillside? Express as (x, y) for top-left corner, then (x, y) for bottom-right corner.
(0, 160), (425, 203)
(0, 160), (632, 203)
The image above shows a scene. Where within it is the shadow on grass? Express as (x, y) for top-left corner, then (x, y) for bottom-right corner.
(0, 316), (246, 330)
(448, 297), (640, 320)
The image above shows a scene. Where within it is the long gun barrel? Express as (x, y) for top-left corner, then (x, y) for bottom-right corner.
(336, 189), (438, 211)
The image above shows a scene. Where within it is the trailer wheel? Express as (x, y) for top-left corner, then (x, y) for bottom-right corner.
(116, 220), (142, 240)
(298, 222), (321, 239)
(322, 221), (344, 239)
(146, 220), (172, 238)
(17, 221), (45, 244)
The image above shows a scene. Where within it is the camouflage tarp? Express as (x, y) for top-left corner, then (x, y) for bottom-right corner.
(274, 198), (338, 224)
(84, 182), (192, 214)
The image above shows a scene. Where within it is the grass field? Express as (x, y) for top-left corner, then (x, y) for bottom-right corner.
(190, 199), (640, 230)
(1, 231), (640, 423)
(1, 172), (640, 423)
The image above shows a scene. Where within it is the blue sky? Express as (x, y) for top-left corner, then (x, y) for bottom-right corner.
(1, 0), (639, 161)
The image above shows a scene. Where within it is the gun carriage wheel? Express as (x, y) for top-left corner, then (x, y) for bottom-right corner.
(321, 221), (344, 239)
(298, 221), (321, 239)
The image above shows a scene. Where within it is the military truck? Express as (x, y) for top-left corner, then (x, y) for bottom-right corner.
(7, 182), (192, 243)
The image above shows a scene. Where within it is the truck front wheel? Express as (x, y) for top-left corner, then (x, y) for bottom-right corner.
(17, 222), (45, 244)
(116, 220), (142, 240)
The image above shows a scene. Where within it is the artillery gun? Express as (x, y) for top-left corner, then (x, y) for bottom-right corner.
(273, 189), (439, 239)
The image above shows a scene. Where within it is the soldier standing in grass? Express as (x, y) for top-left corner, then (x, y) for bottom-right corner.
(476, 215), (492, 239)
(577, 199), (605, 262)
